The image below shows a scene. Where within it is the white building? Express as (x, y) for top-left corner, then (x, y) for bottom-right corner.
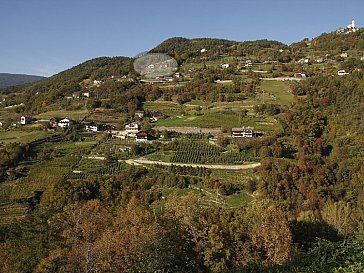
(337, 20), (359, 34)
(347, 19), (357, 31)
(221, 63), (230, 68)
(85, 122), (98, 132)
(82, 91), (91, 98)
(58, 118), (72, 128)
(231, 127), (254, 138)
(125, 123), (139, 135)
(337, 69), (349, 76)
(20, 116), (32, 125)
(200, 48), (207, 53)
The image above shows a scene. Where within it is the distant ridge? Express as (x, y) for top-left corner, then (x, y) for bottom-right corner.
(0, 73), (46, 89)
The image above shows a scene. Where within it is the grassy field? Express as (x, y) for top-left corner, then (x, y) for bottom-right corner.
(259, 80), (294, 105)
(154, 111), (241, 128)
(0, 129), (51, 144)
(226, 192), (252, 207)
(210, 169), (256, 185)
(144, 101), (186, 116)
(35, 109), (89, 120)
(154, 112), (281, 132)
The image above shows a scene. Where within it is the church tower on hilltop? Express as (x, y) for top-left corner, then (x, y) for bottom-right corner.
(348, 19), (356, 29)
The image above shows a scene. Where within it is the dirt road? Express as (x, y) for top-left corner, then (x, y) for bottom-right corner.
(125, 158), (261, 170)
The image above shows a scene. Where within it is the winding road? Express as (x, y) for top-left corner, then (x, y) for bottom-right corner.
(124, 158), (261, 170)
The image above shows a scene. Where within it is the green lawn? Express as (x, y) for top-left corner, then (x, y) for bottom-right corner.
(259, 80), (294, 105)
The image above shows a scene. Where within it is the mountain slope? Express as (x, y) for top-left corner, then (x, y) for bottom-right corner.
(150, 37), (289, 62)
(0, 73), (45, 89)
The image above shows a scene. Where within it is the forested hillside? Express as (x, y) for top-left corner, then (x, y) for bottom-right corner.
(150, 37), (289, 63)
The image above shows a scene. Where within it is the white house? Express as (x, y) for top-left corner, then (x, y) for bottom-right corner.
(0, 121), (3, 127)
(125, 123), (139, 136)
(20, 116), (32, 125)
(58, 118), (72, 128)
(340, 52), (348, 58)
(360, 56), (364, 61)
(337, 69), (349, 76)
(85, 122), (98, 132)
(200, 48), (207, 53)
(82, 91), (91, 98)
(221, 63), (230, 68)
(232, 127), (254, 138)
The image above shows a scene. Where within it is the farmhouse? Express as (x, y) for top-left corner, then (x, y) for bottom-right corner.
(135, 131), (153, 142)
(340, 52), (348, 58)
(125, 123), (139, 136)
(231, 127), (255, 138)
(20, 116), (33, 125)
(221, 63), (230, 68)
(85, 122), (109, 132)
(85, 122), (99, 132)
(58, 118), (73, 128)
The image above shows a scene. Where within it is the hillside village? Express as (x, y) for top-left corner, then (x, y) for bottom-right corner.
(0, 19), (363, 273)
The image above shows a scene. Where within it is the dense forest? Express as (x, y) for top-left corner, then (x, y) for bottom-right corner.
(150, 37), (289, 63)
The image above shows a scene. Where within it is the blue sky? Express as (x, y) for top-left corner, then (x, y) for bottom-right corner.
(1, 0), (363, 76)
